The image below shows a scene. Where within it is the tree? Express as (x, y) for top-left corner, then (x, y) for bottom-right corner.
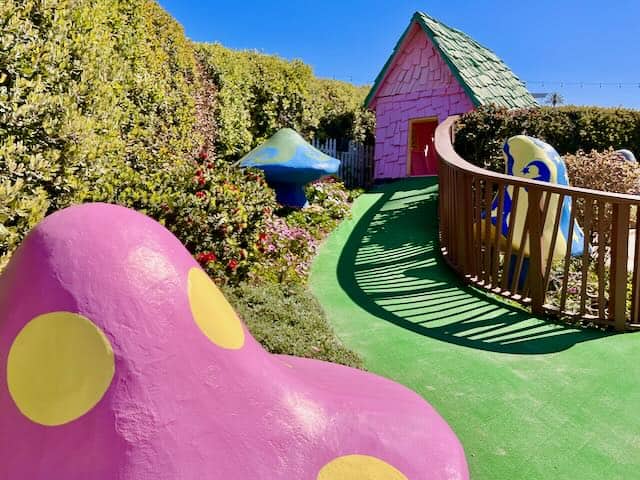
(545, 92), (565, 107)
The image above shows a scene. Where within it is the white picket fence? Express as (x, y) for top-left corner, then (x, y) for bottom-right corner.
(310, 138), (374, 189)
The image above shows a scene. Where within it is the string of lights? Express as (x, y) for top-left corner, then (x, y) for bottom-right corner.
(524, 80), (640, 89)
(322, 76), (640, 90)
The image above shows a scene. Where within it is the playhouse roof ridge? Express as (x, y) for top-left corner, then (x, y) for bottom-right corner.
(365, 11), (537, 110)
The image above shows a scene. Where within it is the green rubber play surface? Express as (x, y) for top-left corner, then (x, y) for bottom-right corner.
(310, 177), (640, 479)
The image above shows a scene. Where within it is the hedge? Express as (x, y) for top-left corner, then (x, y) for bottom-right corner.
(0, 0), (203, 268)
(196, 43), (375, 160)
(453, 105), (640, 172)
(0, 0), (373, 271)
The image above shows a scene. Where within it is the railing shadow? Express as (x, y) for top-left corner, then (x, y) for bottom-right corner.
(336, 177), (609, 354)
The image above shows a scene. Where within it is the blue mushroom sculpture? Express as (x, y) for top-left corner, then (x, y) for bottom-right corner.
(239, 128), (340, 208)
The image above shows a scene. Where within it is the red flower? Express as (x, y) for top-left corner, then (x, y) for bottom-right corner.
(195, 252), (217, 264)
(197, 177), (206, 186)
(259, 232), (268, 242)
(199, 150), (209, 160)
(227, 259), (239, 271)
(195, 169), (203, 177)
(195, 191), (207, 199)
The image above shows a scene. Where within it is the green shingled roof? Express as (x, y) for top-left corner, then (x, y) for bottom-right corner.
(365, 11), (537, 109)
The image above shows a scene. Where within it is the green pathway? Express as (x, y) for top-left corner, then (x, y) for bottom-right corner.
(310, 177), (640, 479)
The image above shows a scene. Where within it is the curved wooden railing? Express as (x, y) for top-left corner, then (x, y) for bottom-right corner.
(435, 115), (640, 331)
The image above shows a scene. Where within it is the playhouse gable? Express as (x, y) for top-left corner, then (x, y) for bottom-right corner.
(366, 12), (536, 111)
(368, 23), (472, 113)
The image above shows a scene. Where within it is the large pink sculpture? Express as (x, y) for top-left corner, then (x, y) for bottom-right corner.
(0, 203), (468, 479)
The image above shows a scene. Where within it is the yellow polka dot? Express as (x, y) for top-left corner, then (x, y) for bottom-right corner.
(317, 455), (408, 480)
(188, 267), (245, 350)
(7, 312), (115, 426)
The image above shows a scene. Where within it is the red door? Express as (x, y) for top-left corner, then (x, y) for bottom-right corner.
(409, 119), (438, 176)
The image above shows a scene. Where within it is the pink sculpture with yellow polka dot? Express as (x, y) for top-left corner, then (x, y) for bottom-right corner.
(0, 203), (468, 479)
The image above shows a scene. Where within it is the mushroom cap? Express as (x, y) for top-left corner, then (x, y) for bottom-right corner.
(0, 203), (468, 479)
(239, 128), (340, 184)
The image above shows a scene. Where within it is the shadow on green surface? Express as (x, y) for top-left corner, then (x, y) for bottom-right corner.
(337, 177), (608, 354)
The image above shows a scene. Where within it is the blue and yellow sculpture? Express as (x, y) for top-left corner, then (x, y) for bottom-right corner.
(239, 128), (340, 208)
(487, 136), (585, 285)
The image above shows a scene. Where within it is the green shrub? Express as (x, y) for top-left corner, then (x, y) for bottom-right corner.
(76, 148), (279, 284)
(196, 43), (375, 161)
(454, 105), (640, 172)
(285, 178), (359, 239)
(304, 79), (376, 147)
(224, 281), (363, 368)
(0, 0), (201, 267)
(0, 0), (365, 287)
(196, 43), (311, 159)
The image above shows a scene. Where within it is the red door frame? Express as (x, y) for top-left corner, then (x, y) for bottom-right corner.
(407, 117), (438, 176)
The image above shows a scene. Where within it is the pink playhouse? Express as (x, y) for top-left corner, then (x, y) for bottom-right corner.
(365, 12), (536, 179)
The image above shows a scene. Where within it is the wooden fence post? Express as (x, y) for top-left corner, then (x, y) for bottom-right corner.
(527, 188), (545, 314)
(610, 204), (630, 330)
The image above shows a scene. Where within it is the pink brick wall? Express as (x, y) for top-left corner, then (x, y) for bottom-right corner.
(370, 23), (475, 179)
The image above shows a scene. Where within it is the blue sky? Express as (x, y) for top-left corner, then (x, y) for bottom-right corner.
(158, 0), (640, 109)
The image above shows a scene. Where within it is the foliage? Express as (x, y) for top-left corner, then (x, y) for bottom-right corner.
(79, 152), (280, 285)
(248, 179), (357, 284)
(196, 43), (311, 159)
(454, 105), (640, 172)
(196, 43), (375, 160)
(564, 148), (640, 195)
(285, 178), (360, 239)
(0, 1), (367, 276)
(248, 216), (318, 284)
(545, 92), (564, 107)
(564, 148), (640, 247)
(224, 281), (363, 368)
(0, 0), (201, 268)
(77, 146), (356, 287)
(304, 79), (376, 148)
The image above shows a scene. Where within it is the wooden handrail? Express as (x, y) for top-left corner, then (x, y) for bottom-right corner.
(435, 116), (640, 204)
(435, 115), (640, 331)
